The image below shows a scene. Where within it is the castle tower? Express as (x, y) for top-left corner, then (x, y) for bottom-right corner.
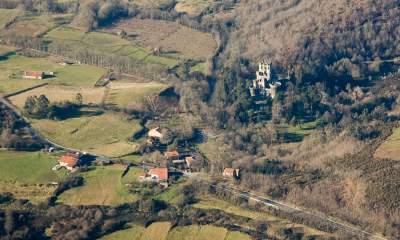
(250, 59), (281, 99)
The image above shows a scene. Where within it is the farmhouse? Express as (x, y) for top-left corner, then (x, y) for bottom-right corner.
(58, 154), (80, 171)
(139, 167), (169, 188)
(223, 168), (240, 179)
(23, 71), (44, 80)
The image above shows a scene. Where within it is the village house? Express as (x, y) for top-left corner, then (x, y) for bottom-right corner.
(139, 167), (169, 188)
(58, 153), (80, 171)
(223, 168), (240, 179)
(23, 71), (44, 80)
(148, 127), (163, 139)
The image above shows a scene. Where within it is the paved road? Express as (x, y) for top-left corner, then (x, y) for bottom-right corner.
(187, 173), (387, 240)
(0, 97), (387, 240)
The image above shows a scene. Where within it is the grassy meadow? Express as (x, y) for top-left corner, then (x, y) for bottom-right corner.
(194, 195), (329, 238)
(0, 52), (106, 95)
(58, 165), (143, 206)
(0, 150), (66, 203)
(32, 111), (142, 157)
(100, 223), (145, 240)
(105, 81), (168, 108)
(174, 0), (213, 16)
(374, 127), (400, 160)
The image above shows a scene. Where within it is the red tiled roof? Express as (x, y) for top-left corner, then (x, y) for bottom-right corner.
(24, 71), (44, 78)
(149, 168), (168, 181)
(59, 155), (78, 168)
(165, 150), (179, 158)
(223, 168), (239, 177)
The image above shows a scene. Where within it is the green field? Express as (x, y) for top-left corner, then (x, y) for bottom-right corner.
(100, 223), (145, 240)
(194, 195), (328, 238)
(32, 111), (142, 157)
(142, 222), (172, 240)
(0, 52), (106, 95)
(167, 225), (228, 240)
(106, 81), (169, 108)
(0, 150), (66, 203)
(45, 27), (179, 68)
(375, 127), (400, 160)
(58, 165), (143, 206)
(100, 222), (252, 240)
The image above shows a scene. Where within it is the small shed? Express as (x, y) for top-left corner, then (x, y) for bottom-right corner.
(223, 168), (240, 179)
(165, 150), (180, 160)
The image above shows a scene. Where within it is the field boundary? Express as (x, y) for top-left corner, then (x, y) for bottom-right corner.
(4, 83), (49, 98)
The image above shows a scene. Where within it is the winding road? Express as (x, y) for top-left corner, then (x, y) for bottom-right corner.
(0, 96), (387, 240)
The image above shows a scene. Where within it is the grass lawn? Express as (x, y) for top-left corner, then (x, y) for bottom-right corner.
(100, 223), (145, 240)
(141, 222), (171, 240)
(0, 150), (66, 203)
(374, 127), (400, 160)
(32, 111), (142, 157)
(277, 120), (319, 142)
(105, 81), (168, 109)
(58, 165), (142, 206)
(166, 225), (228, 240)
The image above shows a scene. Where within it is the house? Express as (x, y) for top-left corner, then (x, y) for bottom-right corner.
(148, 127), (163, 139)
(23, 71), (44, 80)
(165, 150), (180, 160)
(223, 168), (240, 179)
(139, 167), (169, 188)
(149, 168), (168, 182)
(185, 156), (194, 168)
(58, 154), (80, 171)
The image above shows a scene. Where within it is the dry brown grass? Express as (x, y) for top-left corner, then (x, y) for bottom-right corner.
(114, 19), (216, 61)
(374, 127), (400, 161)
(9, 85), (106, 108)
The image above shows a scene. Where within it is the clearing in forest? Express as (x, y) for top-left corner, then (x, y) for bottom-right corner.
(374, 127), (400, 160)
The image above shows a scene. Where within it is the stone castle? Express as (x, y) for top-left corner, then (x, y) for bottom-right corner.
(249, 59), (283, 99)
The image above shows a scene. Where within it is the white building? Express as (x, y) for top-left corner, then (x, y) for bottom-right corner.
(249, 60), (282, 99)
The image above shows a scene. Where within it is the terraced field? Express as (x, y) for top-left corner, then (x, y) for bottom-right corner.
(0, 150), (66, 203)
